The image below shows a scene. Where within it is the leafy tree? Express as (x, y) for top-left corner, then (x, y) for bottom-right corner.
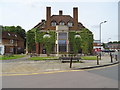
(26, 30), (35, 53)
(69, 28), (93, 55)
(2, 26), (26, 40)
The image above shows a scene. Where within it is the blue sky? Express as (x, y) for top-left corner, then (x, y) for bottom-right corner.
(0, 0), (119, 43)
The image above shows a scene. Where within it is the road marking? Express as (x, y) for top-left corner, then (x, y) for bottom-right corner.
(84, 63), (119, 71)
(1, 69), (84, 76)
(1, 63), (118, 76)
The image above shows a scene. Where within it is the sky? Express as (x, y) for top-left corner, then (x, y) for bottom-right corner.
(0, 0), (119, 43)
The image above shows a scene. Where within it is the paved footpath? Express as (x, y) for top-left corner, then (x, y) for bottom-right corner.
(1, 54), (119, 74)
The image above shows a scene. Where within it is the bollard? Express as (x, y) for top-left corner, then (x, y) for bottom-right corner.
(99, 53), (101, 60)
(110, 54), (113, 63)
(97, 55), (99, 65)
(70, 56), (73, 68)
(115, 55), (117, 61)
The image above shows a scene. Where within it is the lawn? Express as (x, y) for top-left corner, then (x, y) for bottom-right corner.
(29, 57), (59, 60)
(0, 55), (25, 60)
(81, 56), (97, 60)
(29, 56), (97, 61)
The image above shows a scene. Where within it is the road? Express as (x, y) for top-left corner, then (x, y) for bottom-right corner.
(2, 64), (118, 88)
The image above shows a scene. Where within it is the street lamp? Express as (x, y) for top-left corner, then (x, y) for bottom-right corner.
(99, 21), (107, 59)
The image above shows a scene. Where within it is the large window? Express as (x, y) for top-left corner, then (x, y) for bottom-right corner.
(59, 21), (65, 25)
(51, 21), (56, 26)
(58, 33), (67, 39)
(58, 32), (67, 52)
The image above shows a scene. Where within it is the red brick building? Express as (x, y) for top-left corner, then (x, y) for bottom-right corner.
(0, 31), (24, 55)
(33, 7), (91, 54)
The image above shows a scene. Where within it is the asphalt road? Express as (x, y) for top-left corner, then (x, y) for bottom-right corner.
(2, 64), (118, 88)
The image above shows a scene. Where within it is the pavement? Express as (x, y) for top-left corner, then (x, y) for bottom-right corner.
(1, 54), (119, 75)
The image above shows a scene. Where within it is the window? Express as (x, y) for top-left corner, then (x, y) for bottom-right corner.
(67, 22), (73, 27)
(15, 35), (17, 37)
(8, 33), (11, 36)
(51, 21), (56, 26)
(58, 33), (67, 39)
(10, 40), (14, 44)
(59, 21), (65, 25)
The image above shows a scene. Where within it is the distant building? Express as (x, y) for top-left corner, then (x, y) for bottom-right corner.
(0, 31), (24, 55)
(93, 40), (104, 50)
(107, 43), (120, 50)
(93, 40), (104, 54)
(32, 7), (93, 54)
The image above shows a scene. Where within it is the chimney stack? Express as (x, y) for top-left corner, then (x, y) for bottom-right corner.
(46, 7), (51, 21)
(73, 7), (78, 30)
(46, 7), (51, 29)
(59, 10), (63, 15)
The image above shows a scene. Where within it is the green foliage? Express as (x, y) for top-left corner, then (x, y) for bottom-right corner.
(69, 32), (82, 54)
(69, 28), (93, 54)
(81, 56), (97, 60)
(26, 30), (35, 52)
(35, 29), (55, 55)
(27, 28), (55, 54)
(2, 26), (26, 40)
(80, 28), (93, 54)
(0, 55), (25, 60)
(108, 41), (120, 44)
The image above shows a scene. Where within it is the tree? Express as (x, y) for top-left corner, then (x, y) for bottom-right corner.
(26, 30), (35, 53)
(69, 28), (93, 55)
(2, 26), (26, 40)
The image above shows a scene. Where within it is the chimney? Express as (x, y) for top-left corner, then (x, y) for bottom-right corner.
(73, 7), (78, 30)
(46, 7), (51, 29)
(59, 10), (63, 15)
(46, 7), (51, 21)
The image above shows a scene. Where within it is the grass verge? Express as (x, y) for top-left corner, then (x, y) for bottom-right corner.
(81, 56), (97, 60)
(0, 55), (25, 60)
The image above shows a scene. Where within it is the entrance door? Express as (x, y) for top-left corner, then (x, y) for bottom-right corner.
(58, 32), (67, 53)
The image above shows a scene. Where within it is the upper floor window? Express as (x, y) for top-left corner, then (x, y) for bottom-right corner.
(59, 21), (65, 25)
(8, 33), (11, 36)
(67, 22), (73, 27)
(15, 35), (17, 37)
(51, 21), (56, 26)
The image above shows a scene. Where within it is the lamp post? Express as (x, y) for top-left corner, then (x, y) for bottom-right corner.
(99, 21), (107, 59)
